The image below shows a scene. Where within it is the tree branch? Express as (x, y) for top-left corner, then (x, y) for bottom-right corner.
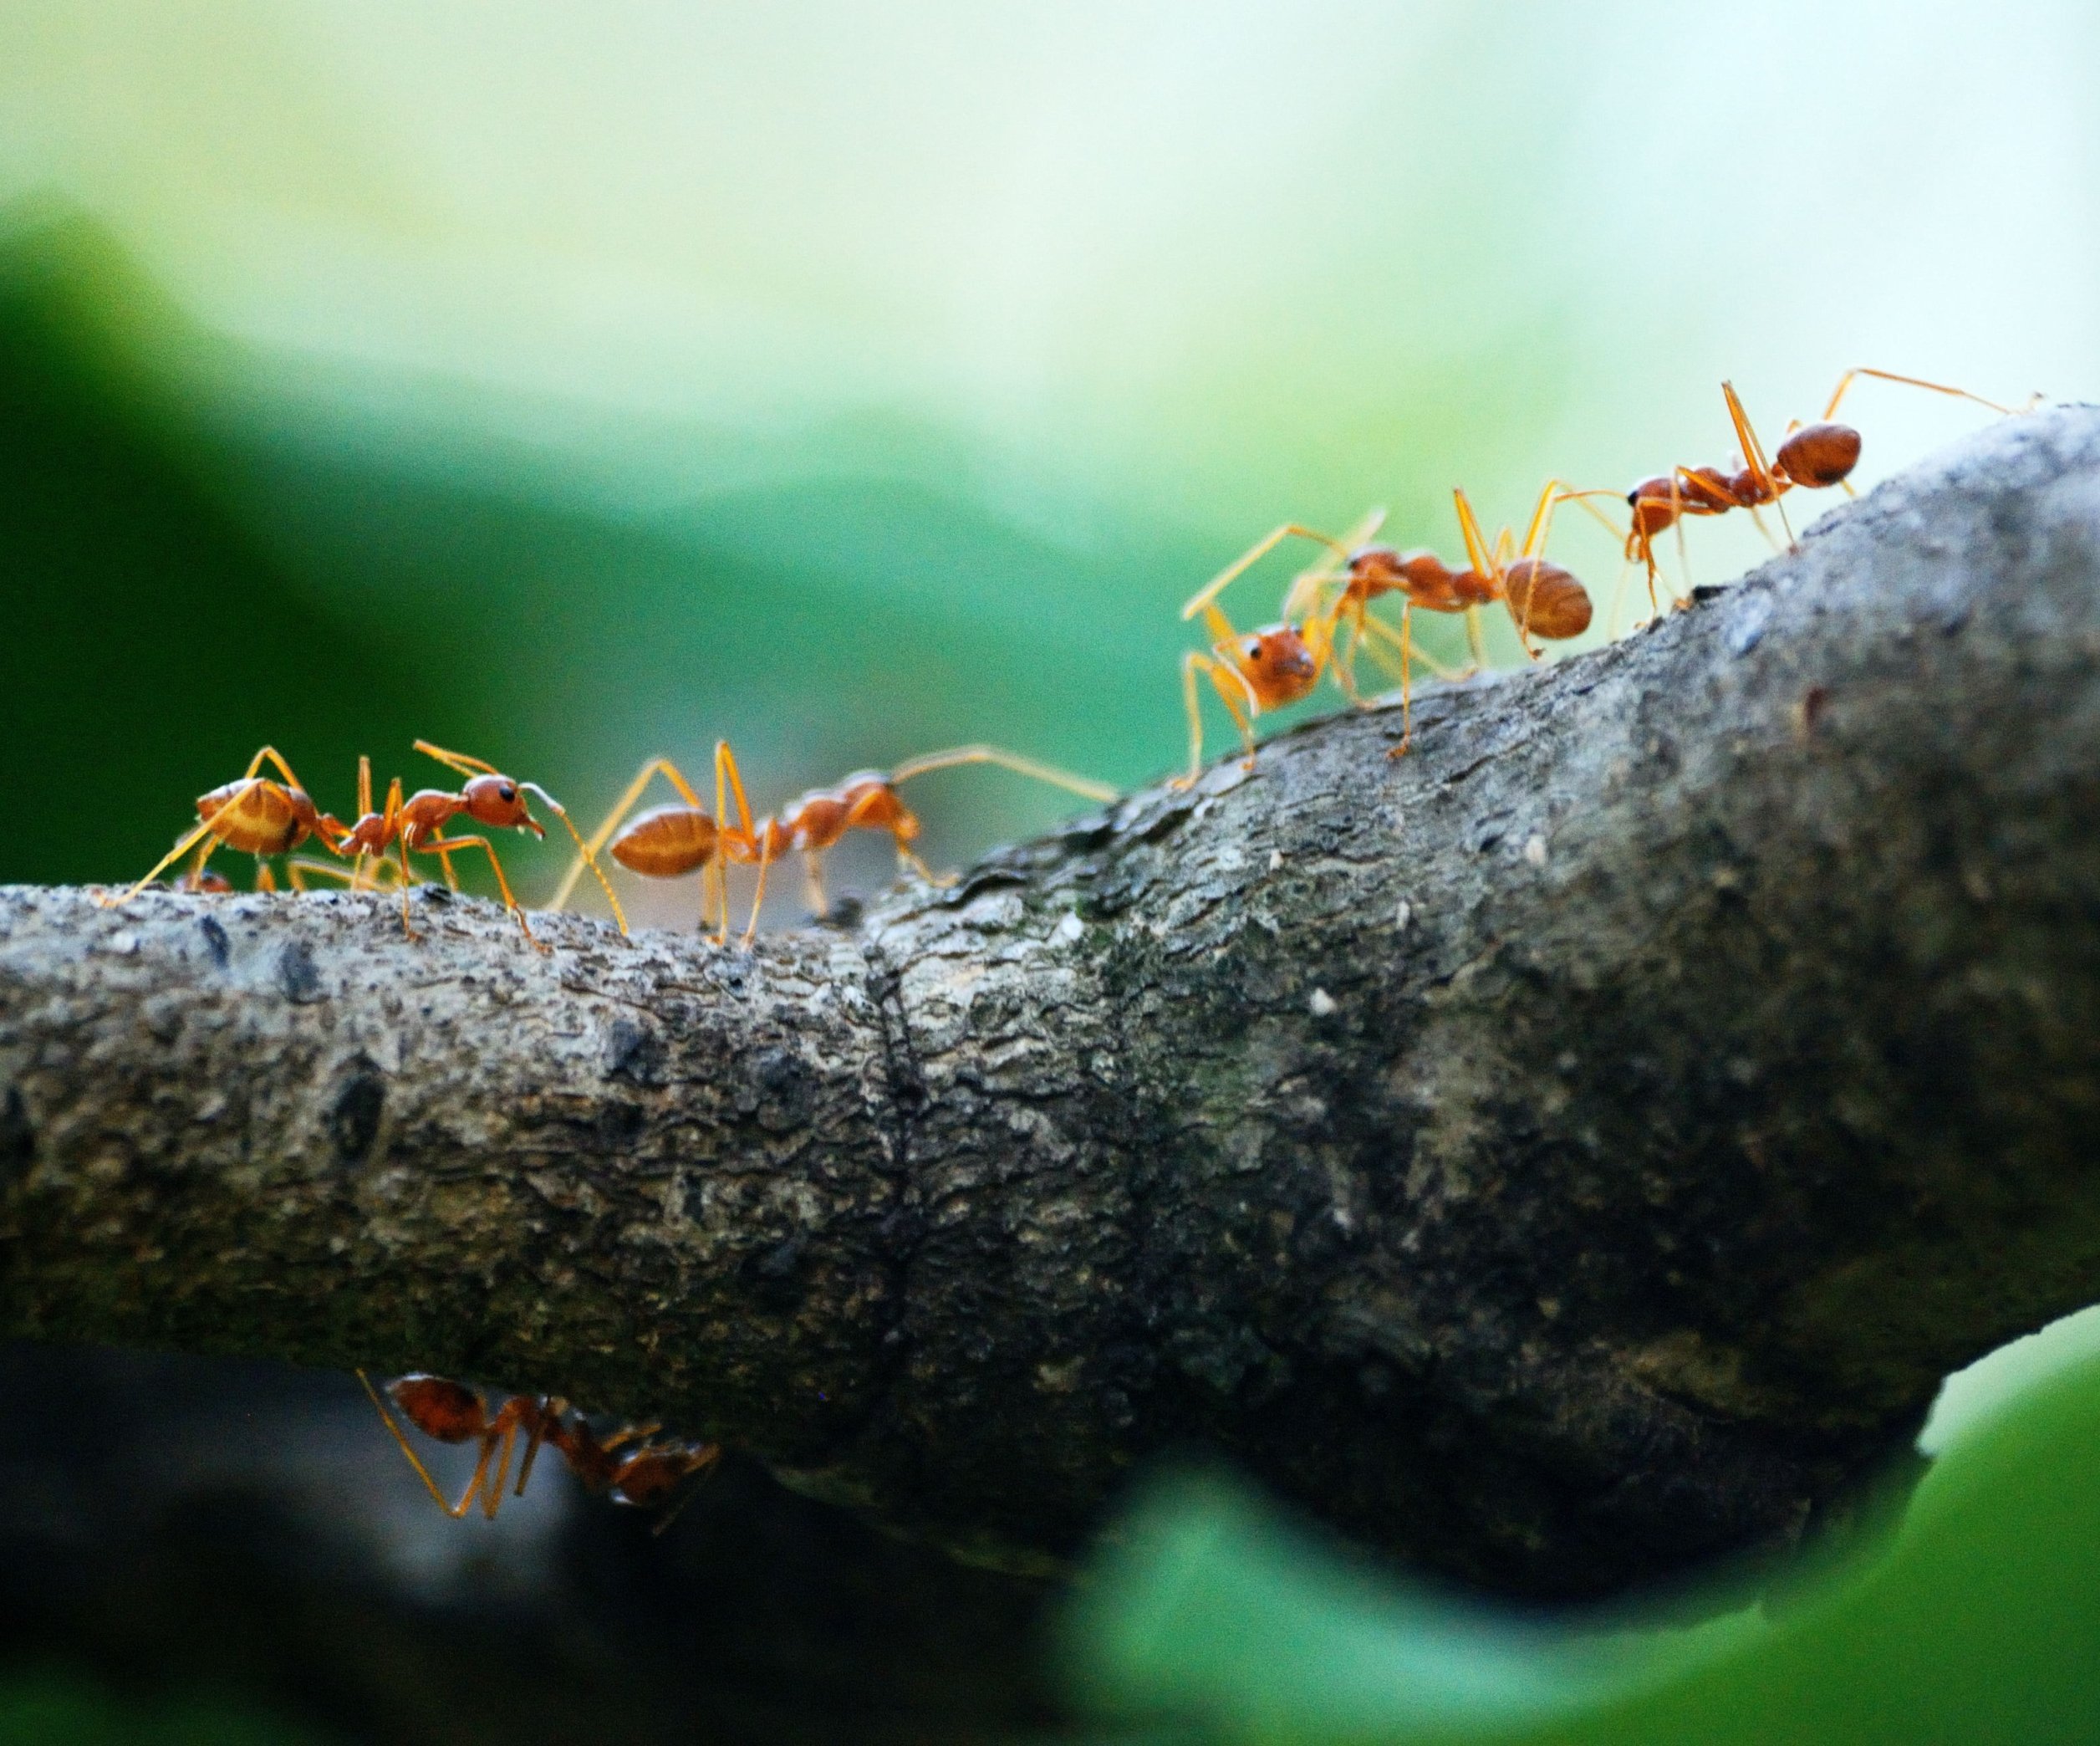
(6, 406), (2100, 1598)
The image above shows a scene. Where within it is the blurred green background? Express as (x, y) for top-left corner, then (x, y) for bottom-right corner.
(2, 1), (2097, 1738)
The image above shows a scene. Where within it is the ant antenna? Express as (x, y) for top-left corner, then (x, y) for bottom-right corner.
(887, 745), (1119, 804)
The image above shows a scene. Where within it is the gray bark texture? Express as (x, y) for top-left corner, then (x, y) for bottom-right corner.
(5, 406), (2100, 1600)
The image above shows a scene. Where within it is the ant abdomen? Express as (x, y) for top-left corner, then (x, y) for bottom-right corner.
(610, 805), (721, 878)
(1776, 421), (1863, 489)
(1503, 559), (1593, 641)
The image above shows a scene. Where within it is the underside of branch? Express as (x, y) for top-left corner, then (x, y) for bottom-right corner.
(4, 406), (2100, 1598)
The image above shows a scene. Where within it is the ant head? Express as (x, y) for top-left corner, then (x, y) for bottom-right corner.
(461, 773), (544, 837)
(612, 1442), (721, 1508)
(388, 1375), (489, 1443)
(1235, 625), (1318, 708)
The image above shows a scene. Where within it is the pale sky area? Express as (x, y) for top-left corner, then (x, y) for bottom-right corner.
(1, 0), (2092, 550)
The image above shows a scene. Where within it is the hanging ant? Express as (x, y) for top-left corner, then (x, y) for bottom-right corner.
(358, 1371), (721, 1532)
(338, 742), (625, 949)
(100, 746), (350, 908)
(1583, 370), (2032, 618)
(553, 743), (1116, 941)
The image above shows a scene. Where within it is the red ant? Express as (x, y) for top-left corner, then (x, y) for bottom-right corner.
(1185, 484), (1596, 766)
(553, 743), (1117, 941)
(1581, 370), (2031, 619)
(357, 1371), (721, 1531)
(338, 742), (625, 949)
(101, 746), (349, 908)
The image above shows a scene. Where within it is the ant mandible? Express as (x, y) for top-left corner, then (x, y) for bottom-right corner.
(338, 742), (625, 949)
(1587, 370), (2031, 616)
(554, 744), (1117, 940)
(100, 745), (349, 908)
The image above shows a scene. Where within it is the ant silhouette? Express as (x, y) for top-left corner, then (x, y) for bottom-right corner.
(1580, 370), (2032, 618)
(358, 1371), (721, 1531)
(101, 746), (349, 909)
(338, 742), (624, 948)
(553, 743), (1116, 941)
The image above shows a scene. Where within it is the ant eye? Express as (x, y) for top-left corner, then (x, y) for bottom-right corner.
(498, 784), (517, 802)
(1245, 641), (1262, 661)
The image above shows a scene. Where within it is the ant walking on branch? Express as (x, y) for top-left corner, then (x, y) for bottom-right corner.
(339, 742), (624, 948)
(554, 744), (1117, 941)
(1578, 370), (2034, 619)
(359, 1371), (721, 1531)
(1181, 484), (1597, 770)
(101, 745), (349, 907)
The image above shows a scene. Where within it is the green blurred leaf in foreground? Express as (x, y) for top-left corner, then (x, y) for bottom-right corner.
(1064, 1347), (2100, 1743)
(0, 1667), (324, 1746)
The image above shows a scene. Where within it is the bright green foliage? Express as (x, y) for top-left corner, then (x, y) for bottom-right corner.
(1066, 1351), (2100, 1743)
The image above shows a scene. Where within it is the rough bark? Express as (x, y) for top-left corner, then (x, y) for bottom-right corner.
(4, 406), (2100, 1599)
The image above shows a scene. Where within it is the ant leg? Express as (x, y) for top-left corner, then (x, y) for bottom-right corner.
(1722, 382), (1797, 549)
(1605, 550), (1636, 641)
(1391, 601), (1415, 756)
(518, 785), (627, 936)
(741, 841), (775, 947)
(548, 757), (705, 913)
(1823, 367), (2027, 421)
(395, 836), (420, 941)
(1182, 523), (1350, 623)
(715, 742), (760, 947)
(1451, 491), (1511, 660)
(1177, 651), (1254, 785)
(1332, 601), (1367, 705)
(410, 740), (498, 779)
(801, 850), (829, 921)
(1205, 661), (1261, 772)
(104, 815), (225, 908)
(480, 1417), (521, 1519)
(1359, 610), (1469, 682)
(356, 1371), (484, 1519)
(514, 1405), (554, 1498)
(288, 856), (404, 893)
(181, 839), (215, 891)
(648, 1447), (724, 1537)
(419, 837), (548, 952)
(1670, 472), (1692, 600)
(1280, 506), (1385, 622)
